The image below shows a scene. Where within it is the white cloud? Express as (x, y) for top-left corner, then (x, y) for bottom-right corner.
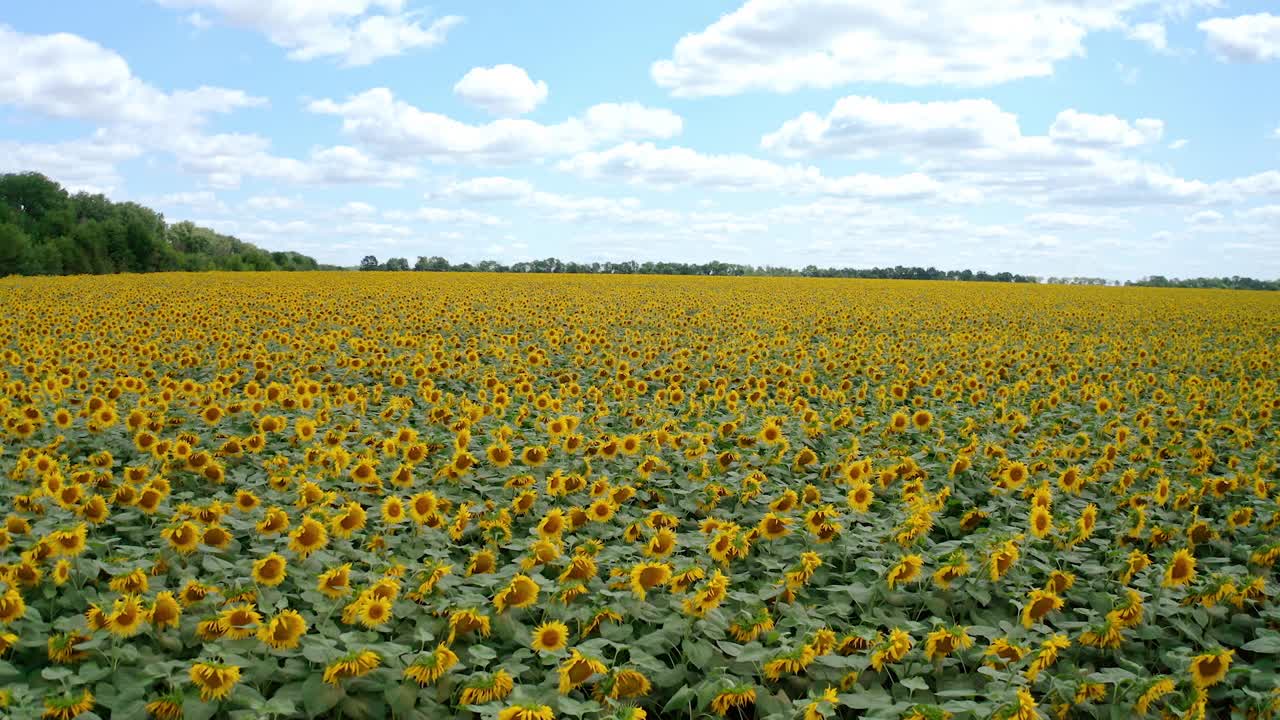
(651, 0), (1177, 96)
(559, 141), (972, 203)
(185, 12), (212, 29)
(453, 65), (548, 116)
(1049, 110), (1163, 148)
(385, 207), (506, 226)
(1025, 212), (1129, 230)
(1187, 210), (1223, 224)
(1199, 13), (1280, 62)
(339, 201), (377, 216)
(148, 190), (225, 213)
(0, 24), (264, 127)
(245, 194), (298, 211)
(438, 177), (536, 201)
(1128, 22), (1168, 52)
(0, 134), (142, 194)
(153, 0), (462, 66)
(309, 88), (682, 162)
(1169, 139), (1189, 150)
(761, 96), (1022, 159)
(560, 142), (821, 191)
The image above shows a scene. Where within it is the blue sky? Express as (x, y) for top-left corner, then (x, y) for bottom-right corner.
(2, 1), (1279, 279)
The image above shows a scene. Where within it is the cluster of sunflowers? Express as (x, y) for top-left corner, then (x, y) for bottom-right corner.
(0, 271), (1278, 720)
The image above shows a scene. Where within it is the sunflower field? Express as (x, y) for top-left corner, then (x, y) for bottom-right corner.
(1, 272), (1278, 720)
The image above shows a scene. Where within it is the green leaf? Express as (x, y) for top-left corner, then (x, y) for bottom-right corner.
(1242, 634), (1280, 653)
(301, 674), (344, 717)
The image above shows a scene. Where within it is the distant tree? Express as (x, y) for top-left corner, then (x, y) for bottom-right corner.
(0, 223), (33, 275)
(414, 255), (451, 271)
(384, 257), (409, 271)
(359, 255), (381, 271)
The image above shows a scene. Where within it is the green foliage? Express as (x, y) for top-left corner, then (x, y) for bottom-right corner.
(0, 172), (326, 276)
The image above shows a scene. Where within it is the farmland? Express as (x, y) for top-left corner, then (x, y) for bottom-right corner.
(1, 272), (1278, 720)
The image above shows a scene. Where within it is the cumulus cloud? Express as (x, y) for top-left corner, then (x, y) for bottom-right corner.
(1199, 13), (1280, 62)
(153, 0), (462, 66)
(651, 0), (1187, 96)
(454, 65), (549, 116)
(0, 133), (142, 194)
(309, 88), (682, 162)
(1049, 110), (1163, 148)
(0, 24), (263, 128)
(1127, 22), (1169, 52)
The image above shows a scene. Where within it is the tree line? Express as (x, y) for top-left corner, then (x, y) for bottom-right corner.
(361, 255), (1043, 282)
(0, 172), (328, 276)
(1124, 275), (1280, 291)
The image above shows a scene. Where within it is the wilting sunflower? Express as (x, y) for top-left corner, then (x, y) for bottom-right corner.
(149, 592), (182, 630)
(558, 649), (608, 694)
(924, 626), (973, 662)
(323, 650), (381, 685)
(403, 644), (459, 686)
(189, 661), (241, 701)
(886, 554), (924, 589)
(458, 669), (514, 705)
(144, 692), (184, 720)
(1188, 649), (1232, 688)
(497, 705), (554, 720)
(257, 609), (307, 650)
(1163, 548), (1197, 587)
(709, 685), (756, 717)
(531, 620), (570, 653)
(1021, 589), (1064, 628)
(42, 689), (95, 720)
(493, 574), (540, 612)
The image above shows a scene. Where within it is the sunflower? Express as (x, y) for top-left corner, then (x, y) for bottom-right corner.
(984, 638), (1028, 668)
(1021, 589), (1064, 628)
(1024, 634), (1071, 681)
(497, 705), (554, 720)
(316, 564), (352, 598)
(924, 626), (973, 662)
(521, 445), (549, 467)
(189, 661), (241, 701)
(251, 553), (287, 587)
(447, 608), (492, 642)
(987, 539), (1020, 581)
(162, 522), (200, 554)
(217, 604), (262, 640)
(1188, 649), (1232, 688)
(493, 574), (540, 613)
(47, 631), (91, 664)
(255, 508), (290, 535)
(323, 650), (381, 685)
(601, 668), (652, 700)
(1163, 548), (1197, 587)
(1135, 677), (1176, 715)
(288, 517), (328, 559)
(559, 648), (608, 693)
(886, 554), (924, 589)
(458, 669), (514, 705)
(710, 685), (756, 716)
(1028, 506), (1053, 538)
(149, 592), (182, 630)
(354, 595), (392, 628)
(331, 502), (367, 538)
(486, 443), (514, 467)
(258, 609), (307, 650)
(403, 644), (459, 686)
(144, 692), (184, 720)
(629, 562), (672, 601)
(869, 628), (913, 671)
(106, 594), (146, 637)
(531, 621), (570, 653)
(381, 496), (406, 525)
(847, 482), (874, 513)
(42, 689), (95, 720)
